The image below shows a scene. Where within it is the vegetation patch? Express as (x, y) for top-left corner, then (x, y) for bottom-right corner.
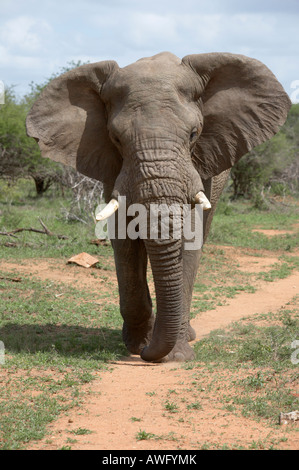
(191, 300), (299, 425)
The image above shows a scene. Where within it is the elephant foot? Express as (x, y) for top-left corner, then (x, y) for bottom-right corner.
(188, 324), (196, 342)
(163, 341), (195, 363)
(122, 314), (155, 355)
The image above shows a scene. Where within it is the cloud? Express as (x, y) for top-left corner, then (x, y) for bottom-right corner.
(0, 15), (54, 96)
(0, 0), (298, 97)
(127, 13), (179, 49)
(0, 16), (52, 54)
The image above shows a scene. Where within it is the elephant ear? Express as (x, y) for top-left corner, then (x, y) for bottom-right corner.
(26, 61), (122, 185)
(182, 53), (291, 179)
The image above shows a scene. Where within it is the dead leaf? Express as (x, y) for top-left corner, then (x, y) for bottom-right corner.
(67, 252), (99, 269)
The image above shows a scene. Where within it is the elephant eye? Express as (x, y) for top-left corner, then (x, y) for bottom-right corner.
(110, 132), (121, 146)
(190, 128), (199, 144)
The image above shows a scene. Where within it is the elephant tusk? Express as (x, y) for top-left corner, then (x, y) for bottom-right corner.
(194, 191), (211, 210)
(96, 199), (119, 221)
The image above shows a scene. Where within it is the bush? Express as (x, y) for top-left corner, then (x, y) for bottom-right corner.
(230, 104), (299, 200)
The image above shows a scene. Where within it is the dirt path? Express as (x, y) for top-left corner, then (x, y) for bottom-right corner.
(29, 272), (298, 450)
(1, 247), (298, 450)
(191, 271), (299, 338)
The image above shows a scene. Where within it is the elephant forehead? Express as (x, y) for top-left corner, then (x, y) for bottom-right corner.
(103, 55), (200, 102)
(123, 52), (181, 79)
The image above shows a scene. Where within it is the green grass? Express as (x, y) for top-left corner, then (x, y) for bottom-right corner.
(208, 199), (299, 251)
(190, 245), (259, 317)
(135, 429), (178, 442)
(69, 428), (93, 436)
(0, 272), (125, 367)
(0, 266), (125, 449)
(164, 400), (179, 413)
(0, 179), (114, 266)
(190, 300), (299, 425)
(193, 302), (299, 370)
(135, 430), (156, 441)
(257, 256), (299, 281)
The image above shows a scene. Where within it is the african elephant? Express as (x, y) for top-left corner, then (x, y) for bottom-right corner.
(26, 52), (291, 362)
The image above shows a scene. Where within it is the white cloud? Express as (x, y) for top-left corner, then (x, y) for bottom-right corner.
(126, 13), (178, 48)
(0, 1), (298, 97)
(0, 16), (51, 54)
(0, 45), (10, 64)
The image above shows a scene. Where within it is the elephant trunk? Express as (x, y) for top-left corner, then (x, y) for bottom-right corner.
(141, 237), (183, 362)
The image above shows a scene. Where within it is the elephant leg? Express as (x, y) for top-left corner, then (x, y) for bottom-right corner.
(202, 170), (230, 242)
(182, 247), (202, 343)
(111, 237), (155, 355)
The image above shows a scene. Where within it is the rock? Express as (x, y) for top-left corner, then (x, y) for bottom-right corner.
(279, 410), (299, 425)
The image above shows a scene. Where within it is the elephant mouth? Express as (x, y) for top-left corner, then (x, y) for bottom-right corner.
(96, 191), (211, 222)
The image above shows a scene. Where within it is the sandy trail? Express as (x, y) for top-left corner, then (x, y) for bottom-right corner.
(1, 244), (298, 450)
(191, 271), (299, 338)
(26, 270), (298, 450)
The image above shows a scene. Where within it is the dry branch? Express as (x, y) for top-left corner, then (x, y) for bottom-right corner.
(0, 276), (22, 282)
(0, 218), (68, 240)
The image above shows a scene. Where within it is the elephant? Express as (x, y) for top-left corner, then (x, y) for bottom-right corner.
(26, 52), (291, 363)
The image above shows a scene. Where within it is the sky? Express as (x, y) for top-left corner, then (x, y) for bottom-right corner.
(0, 0), (299, 101)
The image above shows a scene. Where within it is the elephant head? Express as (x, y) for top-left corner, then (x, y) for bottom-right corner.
(26, 52), (291, 362)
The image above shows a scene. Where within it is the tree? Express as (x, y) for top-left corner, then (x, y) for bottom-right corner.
(230, 104), (299, 200)
(0, 62), (87, 195)
(0, 86), (62, 194)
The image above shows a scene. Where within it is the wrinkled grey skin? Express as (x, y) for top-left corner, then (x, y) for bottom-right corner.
(26, 52), (291, 362)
